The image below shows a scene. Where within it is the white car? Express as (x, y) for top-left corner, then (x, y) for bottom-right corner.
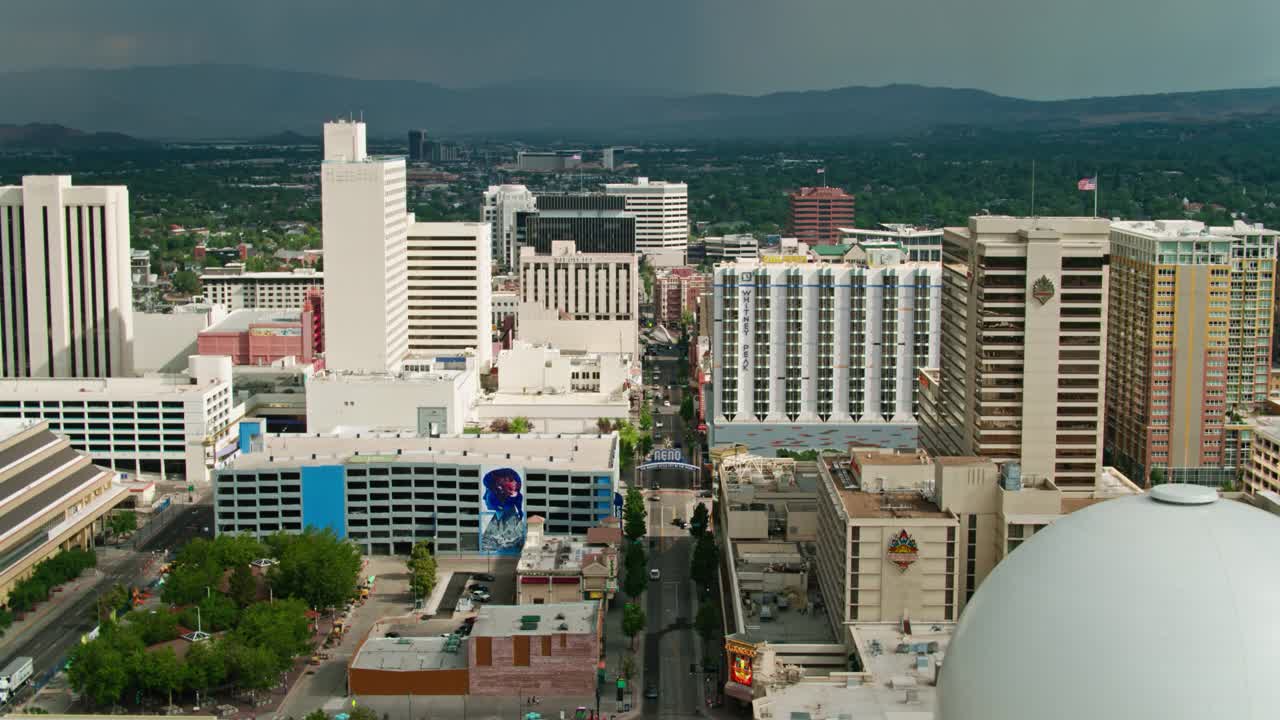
(650, 568), (661, 581)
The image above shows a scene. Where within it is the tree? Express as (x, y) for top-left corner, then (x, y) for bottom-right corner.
(596, 417), (615, 434)
(140, 647), (183, 706)
(109, 511), (137, 537)
(680, 393), (695, 425)
(233, 598), (312, 671)
(180, 593), (240, 633)
(690, 534), (719, 593)
(229, 563), (257, 608)
(510, 416), (532, 434)
(695, 599), (722, 648)
(488, 418), (512, 433)
(623, 487), (648, 542)
(68, 624), (143, 707)
(171, 270), (200, 295)
(690, 503), (710, 539)
(680, 309), (695, 333)
(266, 528), (362, 610)
(304, 711), (329, 720)
(349, 707), (379, 720)
(226, 640), (279, 693)
(1149, 467), (1166, 486)
(622, 603), (647, 649)
(183, 639), (228, 702)
(127, 609), (179, 645)
(623, 542), (648, 601)
(408, 541), (438, 603)
(639, 403), (653, 431)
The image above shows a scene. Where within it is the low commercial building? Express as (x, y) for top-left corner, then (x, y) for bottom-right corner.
(468, 601), (603, 697)
(197, 309), (320, 367)
(0, 356), (240, 482)
(199, 267), (323, 310)
(349, 636), (470, 696)
(478, 343), (633, 434)
(703, 234), (758, 262)
(516, 516), (619, 604)
(304, 359), (479, 436)
(132, 304), (226, 374)
(0, 419), (130, 603)
(213, 430), (619, 554)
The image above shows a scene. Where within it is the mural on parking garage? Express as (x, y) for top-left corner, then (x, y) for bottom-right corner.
(479, 466), (526, 554)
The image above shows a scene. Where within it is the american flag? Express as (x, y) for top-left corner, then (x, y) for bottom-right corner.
(817, 168), (825, 175)
(1077, 177), (1097, 191)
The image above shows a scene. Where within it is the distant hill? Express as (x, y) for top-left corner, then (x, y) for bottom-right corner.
(2, 64), (1280, 140)
(0, 122), (151, 149)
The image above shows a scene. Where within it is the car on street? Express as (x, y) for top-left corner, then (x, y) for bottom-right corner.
(645, 684), (659, 699)
(386, 631), (400, 638)
(469, 584), (491, 594)
(650, 568), (661, 581)
(472, 573), (496, 582)
(471, 590), (492, 602)
(648, 494), (661, 502)
(672, 518), (687, 528)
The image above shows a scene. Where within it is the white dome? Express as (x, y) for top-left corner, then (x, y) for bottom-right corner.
(940, 485), (1280, 720)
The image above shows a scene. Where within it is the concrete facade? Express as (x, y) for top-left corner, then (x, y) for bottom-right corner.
(406, 222), (493, 368)
(920, 216), (1112, 492)
(304, 362), (478, 436)
(132, 305), (225, 374)
(198, 268), (322, 311)
(482, 184), (537, 270)
(321, 120), (409, 374)
(603, 177), (688, 263)
(517, 242), (639, 356)
(0, 175), (132, 378)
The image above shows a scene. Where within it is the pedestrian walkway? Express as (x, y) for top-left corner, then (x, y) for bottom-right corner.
(602, 600), (645, 720)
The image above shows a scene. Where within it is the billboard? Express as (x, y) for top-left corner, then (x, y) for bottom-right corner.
(726, 638), (757, 687)
(250, 326), (301, 337)
(479, 466), (526, 554)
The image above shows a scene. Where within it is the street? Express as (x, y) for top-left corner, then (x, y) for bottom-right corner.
(642, 535), (702, 720)
(644, 343), (699, 493)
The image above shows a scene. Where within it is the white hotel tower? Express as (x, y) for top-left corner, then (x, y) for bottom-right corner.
(321, 120), (409, 373)
(710, 253), (942, 452)
(0, 175), (133, 378)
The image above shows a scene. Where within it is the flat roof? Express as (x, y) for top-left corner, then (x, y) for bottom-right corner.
(227, 431), (617, 473)
(206, 309), (302, 333)
(851, 449), (931, 467)
(470, 600), (599, 637)
(351, 636), (468, 671)
(517, 534), (596, 573)
(839, 489), (952, 520)
(0, 375), (220, 398)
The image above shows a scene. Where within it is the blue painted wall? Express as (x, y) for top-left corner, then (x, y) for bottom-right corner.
(238, 420), (263, 454)
(301, 465), (347, 538)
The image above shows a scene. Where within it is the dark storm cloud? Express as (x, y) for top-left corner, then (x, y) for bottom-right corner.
(1, 0), (1278, 99)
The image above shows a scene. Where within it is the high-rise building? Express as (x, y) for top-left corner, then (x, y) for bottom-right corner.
(199, 268), (323, 310)
(321, 120), (409, 374)
(603, 178), (688, 264)
(517, 151), (581, 172)
(405, 221), (493, 368)
(523, 194), (635, 256)
(710, 255), (941, 452)
(517, 242), (639, 356)
(602, 147), (625, 170)
(0, 175), (132, 378)
(408, 129), (429, 162)
(789, 186), (855, 246)
(1105, 220), (1275, 486)
(919, 216), (1111, 492)
(482, 184), (537, 270)
(654, 267), (709, 326)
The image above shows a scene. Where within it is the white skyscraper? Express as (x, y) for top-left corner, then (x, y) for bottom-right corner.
(0, 175), (133, 377)
(603, 177), (688, 264)
(406, 221), (493, 368)
(482, 184), (536, 271)
(321, 120), (409, 374)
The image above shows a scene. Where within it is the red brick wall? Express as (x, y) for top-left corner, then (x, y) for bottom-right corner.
(468, 630), (600, 696)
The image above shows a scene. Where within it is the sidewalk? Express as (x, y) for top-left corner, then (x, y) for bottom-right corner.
(602, 600), (645, 720)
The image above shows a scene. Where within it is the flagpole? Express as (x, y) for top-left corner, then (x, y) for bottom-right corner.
(1031, 159), (1036, 218)
(1093, 172), (1099, 218)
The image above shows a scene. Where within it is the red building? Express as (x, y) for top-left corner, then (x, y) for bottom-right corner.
(788, 186), (855, 245)
(303, 287), (324, 354)
(196, 308), (319, 366)
(654, 267), (709, 326)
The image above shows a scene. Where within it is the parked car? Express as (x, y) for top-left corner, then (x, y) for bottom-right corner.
(648, 494), (661, 502)
(386, 631), (400, 638)
(645, 684), (659, 699)
(649, 568), (661, 581)
(472, 573), (496, 582)
(469, 584), (491, 594)
(471, 590), (492, 602)
(672, 517), (687, 528)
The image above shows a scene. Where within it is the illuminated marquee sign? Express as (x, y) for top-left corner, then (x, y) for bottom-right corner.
(725, 639), (757, 687)
(886, 529), (919, 572)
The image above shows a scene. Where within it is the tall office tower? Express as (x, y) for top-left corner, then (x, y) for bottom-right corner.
(517, 242), (639, 356)
(603, 147), (625, 170)
(710, 252), (941, 451)
(321, 120), (409, 374)
(0, 175), (132, 378)
(405, 222), (493, 368)
(603, 178), (687, 264)
(1106, 221), (1275, 486)
(919, 216), (1111, 492)
(408, 129), (429, 162)
(789, 186), (855, 246)
(525, 194), (636, 255)
(482, 184), (537, 270)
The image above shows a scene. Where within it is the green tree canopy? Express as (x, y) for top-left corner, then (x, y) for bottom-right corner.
(232, 598), (312, 672)
(408, 541), (438, 602)
(622, 603), (647, 649)
(623, 542), (648, 601)
(229, 563), (257, 608)
(690, 534), (719, 593)
(109, 511), (137, 536)
(690, 503), (710, 539)
(266, 528), (362, 610)
(696, 599), (722, 647)
(623, 487), (648, 542)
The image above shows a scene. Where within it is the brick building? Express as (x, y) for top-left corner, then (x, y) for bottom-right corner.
(196, 308), (319, 366)
(788, 186), (855, 246)
(468, 601), (603, 697)
(654, 267), (710, 326)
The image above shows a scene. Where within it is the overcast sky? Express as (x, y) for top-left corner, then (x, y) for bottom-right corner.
(3, 0), (1279, 100)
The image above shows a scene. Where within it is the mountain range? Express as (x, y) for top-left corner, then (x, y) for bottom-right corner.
(3, 64), (1280, 141)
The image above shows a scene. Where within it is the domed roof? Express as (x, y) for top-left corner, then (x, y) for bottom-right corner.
(940, 485), (1280, 720)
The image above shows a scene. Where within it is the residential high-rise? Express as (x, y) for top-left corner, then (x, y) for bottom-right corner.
(321, 120), (409, 374)
(408, 129), (429, 162)
(405, 221), (493, 368)
(789, 186), (855, 246)
(603, 177), (687, 264)
(654, 267), (709, 326)
(710, 253), (941, 452)
(1105, 220), (1275, 486)
(919, 216), (1110, 492)
(0, 175), (132, 378)
(517, 242), (638, 356)
(482, 184), (537, 270)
